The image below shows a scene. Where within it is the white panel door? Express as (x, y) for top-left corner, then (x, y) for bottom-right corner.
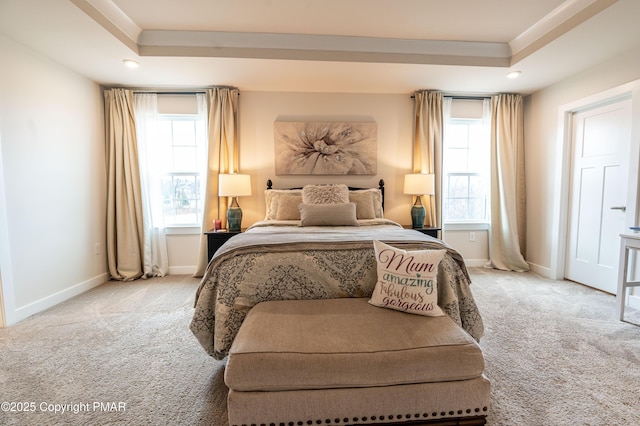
(566, 98), (632, 294)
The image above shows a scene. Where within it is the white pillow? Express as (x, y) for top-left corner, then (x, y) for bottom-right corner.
(369, 240), (446, 317)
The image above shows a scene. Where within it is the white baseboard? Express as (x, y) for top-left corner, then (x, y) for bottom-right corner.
(527, 262), (552, 278)
(628, 294), (640, 310)
(168, 266), (196, 275)
(464, 259), (490, 268)
(12, 272), (108, 325)
(467, 260), (553, 277)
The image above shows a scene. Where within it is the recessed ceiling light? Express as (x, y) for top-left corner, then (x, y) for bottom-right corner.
(506, 70), (521, 79)
(123, 59), (140, 69)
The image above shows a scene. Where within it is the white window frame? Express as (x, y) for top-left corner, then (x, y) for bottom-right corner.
(157, 113), (207, 230)
(442, 98), (491, 226)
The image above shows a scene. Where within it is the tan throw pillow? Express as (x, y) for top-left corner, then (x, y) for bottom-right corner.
(349, 191), (376, 219)
(275, 194), (303, 220)
(264, 189), (302, 220)
(298, 203), (359, 226)
(350, 188), (383, 218)
(302, 184), (350, 205)
(369, 240), (446, 317)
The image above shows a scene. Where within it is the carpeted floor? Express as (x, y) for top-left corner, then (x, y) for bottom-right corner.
(0, 269), (639, 425)
(471, 267), (640, 425)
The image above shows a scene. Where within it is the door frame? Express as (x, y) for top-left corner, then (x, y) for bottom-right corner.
(550, 81), (640, 284)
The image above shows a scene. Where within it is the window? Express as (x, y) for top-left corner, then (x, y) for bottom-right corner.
(442, 98), (490, 222)
(157, 115), (207, 226)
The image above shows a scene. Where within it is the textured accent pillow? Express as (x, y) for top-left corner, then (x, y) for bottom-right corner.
(369, 240), (446, 317)
(349, 191), (376, 219)
(264, 189), (302, 220)
(302, 184), (350, 205)
(298, 203), (359, 226)
(350, 188), (383, 218)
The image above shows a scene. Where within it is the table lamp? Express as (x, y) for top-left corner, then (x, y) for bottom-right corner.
(404, 173), (435, 229)
(218, 173), (252, 232)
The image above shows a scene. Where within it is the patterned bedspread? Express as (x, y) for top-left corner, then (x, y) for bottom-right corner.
(190, 220), (484, 359)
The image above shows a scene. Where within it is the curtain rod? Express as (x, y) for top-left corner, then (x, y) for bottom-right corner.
(133, 91), (206, 95)
(105, 85), (238, 94)
(410, 94), (490, 100)
(132, 90), (240, 96)
(447, 95), (490, 100)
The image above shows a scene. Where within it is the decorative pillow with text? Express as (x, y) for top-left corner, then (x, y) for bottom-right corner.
(369, 240), (446, 317)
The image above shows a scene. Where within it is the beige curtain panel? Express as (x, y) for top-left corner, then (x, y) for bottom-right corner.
(488, 94), (529, 272)
(104, 88), (146, 281)
(413, 90), (443, 227)
(194, 87), (240, 277)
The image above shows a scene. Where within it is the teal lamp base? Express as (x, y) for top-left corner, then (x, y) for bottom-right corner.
(227, 197), (242, 232)
(410, 196), (426, 229)
(411, 205), (426, 229)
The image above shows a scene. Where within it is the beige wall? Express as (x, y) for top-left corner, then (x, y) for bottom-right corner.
(524, 45), (640, 277)
(0, 35), (107, 324)
(166, 232), (200, 275)
(443, 228), (489, 267)
(235, 91), (416, 225)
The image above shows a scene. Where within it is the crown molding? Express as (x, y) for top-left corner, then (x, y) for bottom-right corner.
(70, 0), (140, 53)
(70, 0), (618, 68)
(509, 0), (619, 64)
(138, 31), (510, 67)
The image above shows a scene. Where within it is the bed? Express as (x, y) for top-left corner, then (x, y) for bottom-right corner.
(190, 181), (484, 360)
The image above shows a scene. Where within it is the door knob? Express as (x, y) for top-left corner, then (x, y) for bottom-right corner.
(610, 206), (627, 212)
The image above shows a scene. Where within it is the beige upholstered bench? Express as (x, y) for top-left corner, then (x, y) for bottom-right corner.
(225, 298), (490, 426)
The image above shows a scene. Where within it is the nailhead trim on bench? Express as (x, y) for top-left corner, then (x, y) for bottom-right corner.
(232, 406), (488, 426)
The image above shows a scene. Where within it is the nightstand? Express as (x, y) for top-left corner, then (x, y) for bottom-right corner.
(404, 226), (441, 239)
(205, 229), (243, 262)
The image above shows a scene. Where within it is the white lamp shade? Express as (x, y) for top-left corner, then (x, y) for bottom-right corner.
(404, 173), (435, 195)
(219, 174), (252, 197)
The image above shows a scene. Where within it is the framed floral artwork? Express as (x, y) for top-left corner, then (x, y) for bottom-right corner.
(274, 121), (377, 175)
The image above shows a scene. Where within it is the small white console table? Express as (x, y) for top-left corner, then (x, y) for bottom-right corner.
(617, 233), (640, 321)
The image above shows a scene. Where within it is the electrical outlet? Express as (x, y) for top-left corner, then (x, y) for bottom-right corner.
(469, 232), (476, 242)
(94, 243), (101, 255)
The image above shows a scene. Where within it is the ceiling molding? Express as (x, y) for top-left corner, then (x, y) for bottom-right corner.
(69, 0), (617, 69)
(70, 0), (140, 53)
(138, 31), (511, 67)
(509, 0), (618, 64)
(139, 46), (510, 67)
